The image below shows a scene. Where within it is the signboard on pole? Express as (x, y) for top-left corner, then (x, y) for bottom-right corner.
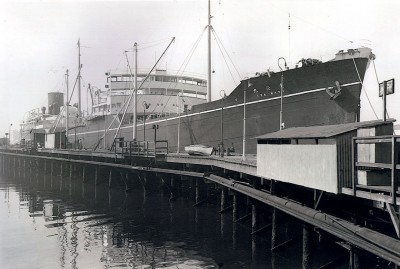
(379, 78), (395, 97)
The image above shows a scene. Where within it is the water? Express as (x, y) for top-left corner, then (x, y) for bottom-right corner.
(0, 172), (389, 269)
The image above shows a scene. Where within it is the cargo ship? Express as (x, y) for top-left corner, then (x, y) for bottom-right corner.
(70, 47), (373, 154)
(20, 0), (375, 154)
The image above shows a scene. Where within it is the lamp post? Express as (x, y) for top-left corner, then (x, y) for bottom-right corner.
(153, 124), (159, 155)
(74, 114), (78, 149)
(142, 101), (151, 141)
(220, 90), (226, 157)
(177, 93), (181, 154)
(9, 123), (12, 146)
(242, 80), (252, 161)
(278, 57), (287, 130)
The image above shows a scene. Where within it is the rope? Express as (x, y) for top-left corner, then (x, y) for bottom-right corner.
(211, 27), (242, 80)
(212, 27), (237, 86)
(351, 57), (378, 119)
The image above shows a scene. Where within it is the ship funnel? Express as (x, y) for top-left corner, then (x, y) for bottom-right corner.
(48, 92), (64, 115)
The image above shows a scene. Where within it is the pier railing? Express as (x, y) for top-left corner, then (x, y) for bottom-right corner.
(351, 135), (400, 205)
(113, 138), (168, 157)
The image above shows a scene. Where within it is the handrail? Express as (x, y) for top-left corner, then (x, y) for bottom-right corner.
(352, 136), (399, 205)
(113, 138), (168, 157)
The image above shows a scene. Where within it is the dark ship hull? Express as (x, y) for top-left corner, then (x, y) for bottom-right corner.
(71, 57), (369, 154)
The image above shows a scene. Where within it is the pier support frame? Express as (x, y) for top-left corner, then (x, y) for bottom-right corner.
(302, 223), (313, 269)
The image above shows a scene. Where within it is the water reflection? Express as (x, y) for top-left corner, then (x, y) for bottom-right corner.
(0, 172), (358, 269)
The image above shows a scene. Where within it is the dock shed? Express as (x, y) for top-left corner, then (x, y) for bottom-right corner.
(256, 120), (394, 194)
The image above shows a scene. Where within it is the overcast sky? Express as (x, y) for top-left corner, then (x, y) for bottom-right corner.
(1, 0), (399, 136)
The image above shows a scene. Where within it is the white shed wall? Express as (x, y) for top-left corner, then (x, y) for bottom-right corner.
(257, 144), (338, 193)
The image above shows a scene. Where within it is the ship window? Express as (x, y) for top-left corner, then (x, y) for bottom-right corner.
(117, 103), (121, 107)
(112, 104), (116, 108)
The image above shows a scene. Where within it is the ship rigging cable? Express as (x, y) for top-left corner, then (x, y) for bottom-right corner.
(351, 56), (378, 120)
(211, 27), (242, 81)
(212, 28), (238, 86)
(112, 38), (176, 142)
(149, 27), (208, 115)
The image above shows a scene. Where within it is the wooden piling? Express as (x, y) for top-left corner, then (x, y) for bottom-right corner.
(18, 158), (21, 179)
(349, 246), (360, 269)
(60, 162), (63, 179)
(233, 192), (239, 222)
(82, 165), (86, 183)
(13, 156), (16, 178)
(29, 159), (32, 183)
(252, 202), (258, 234)
(50, 161), (54, 188)
(302, 223), (313, 269)
(220, 187), (227, 212)
(43, 160), (46, 185)
(94, 166), (98, 201)
(108, 169), (112, 189)
(69, 163), (73, 196)
(195, 179), (200, 204)
(271, 180), (280, 252)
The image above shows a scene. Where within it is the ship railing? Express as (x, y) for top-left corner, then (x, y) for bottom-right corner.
(351, 135), (400, 205)
(113, 138), (168, 157)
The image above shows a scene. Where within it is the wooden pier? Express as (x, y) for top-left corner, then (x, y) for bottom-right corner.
(1, 120), (400, 269)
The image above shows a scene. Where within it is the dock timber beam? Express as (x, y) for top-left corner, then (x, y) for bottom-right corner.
(205, 174), (400, 266)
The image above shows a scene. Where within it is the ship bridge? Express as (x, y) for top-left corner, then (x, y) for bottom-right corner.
(91, 69), (207, 118)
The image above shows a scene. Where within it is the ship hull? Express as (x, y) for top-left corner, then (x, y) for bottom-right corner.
(72, 57), (369, 154)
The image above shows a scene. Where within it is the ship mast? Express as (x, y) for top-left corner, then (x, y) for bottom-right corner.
(65, 69), (69, 146)
(78, 39), (82, 117)
(207, 0), (212, 102)
(133, 42), (138, 140)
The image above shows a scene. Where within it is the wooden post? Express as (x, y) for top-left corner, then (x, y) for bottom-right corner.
(252, 235), (259, 262)
(69, 163), (73, 196)
(29, 159), (32, 183)
(220, 213), (227, 238)
(24, 158), (26, 179)
(50, 161), (54, 188)
(18, 158), (21, 179)
(36, 159), (39, 185)
(233, 192), (239, 222)
(13, 156), (17, 178)
(8, 156), (11, 177)
(271, 180), (280, 251)
(392, 137), (398, 205)
(94, 166), (98, 201)
(352, 138), (357, 196)
(43, 160), (46, 185)
(220, 187), (227, 211)
(252, 178), (259, 234)
(108, 169), (112, 189)
(302, 223), (313, 269)
(60, 162), (63, 180)
(252, 202), (258, 234)
(195, 179), (200, 204)
(13, 156), (16, 178)
(82, 165), (86, 183)
(349, 246), (360, 269)
(95, 166), (98, 186)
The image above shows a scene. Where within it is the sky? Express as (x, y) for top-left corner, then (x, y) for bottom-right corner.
(1, 0), (399, 138)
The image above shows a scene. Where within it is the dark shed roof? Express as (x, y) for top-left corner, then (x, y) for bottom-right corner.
(257, 119), (395, 140)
